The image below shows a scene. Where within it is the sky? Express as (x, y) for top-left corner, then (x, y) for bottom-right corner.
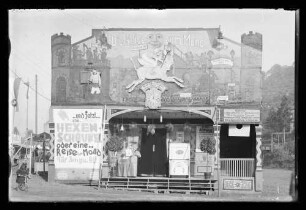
(8, 9), (296, 136)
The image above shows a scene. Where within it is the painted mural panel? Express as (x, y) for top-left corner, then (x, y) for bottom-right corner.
(70, 29), (242, 106)
(53, 109), (103, 180)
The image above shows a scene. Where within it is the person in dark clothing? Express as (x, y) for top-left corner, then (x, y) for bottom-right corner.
(15, 163), (29, 190)
(138, 127), (167, 177)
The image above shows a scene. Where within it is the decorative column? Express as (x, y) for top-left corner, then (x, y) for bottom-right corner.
(255, 124), (263, 192)
(101, 107), (110, 178)
(213, 124), (221, 177)
(48, 129), (55, 183)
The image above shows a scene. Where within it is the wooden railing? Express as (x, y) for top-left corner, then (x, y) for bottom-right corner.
(220, 158), (255, 178)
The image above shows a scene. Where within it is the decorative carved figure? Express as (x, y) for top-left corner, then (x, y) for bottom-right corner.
(141, 82), (167, 109)
(88, 69), (101, 94)
(126, 42), (184, 93)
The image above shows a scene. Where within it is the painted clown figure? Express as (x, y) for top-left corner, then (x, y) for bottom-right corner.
(88, 69), (101, 94)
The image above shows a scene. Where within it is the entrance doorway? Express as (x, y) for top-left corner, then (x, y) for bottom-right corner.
(138, 128), (168, 177)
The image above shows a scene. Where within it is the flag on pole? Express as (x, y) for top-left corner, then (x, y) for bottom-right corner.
(13, 77), (21, 112)
(24, 81), (30, 99)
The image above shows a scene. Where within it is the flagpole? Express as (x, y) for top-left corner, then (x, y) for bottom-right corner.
(26, 80), (29, 133)
(12, 69), (16, 135)
(29, 133), (33, 178)
(35, 75), (38, 134)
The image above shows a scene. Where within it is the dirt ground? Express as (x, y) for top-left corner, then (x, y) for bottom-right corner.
(8, 167), (295, 202)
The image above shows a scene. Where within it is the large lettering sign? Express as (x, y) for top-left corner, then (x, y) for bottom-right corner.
(223, 109), (260, 123)
(53, 109), (103, 170)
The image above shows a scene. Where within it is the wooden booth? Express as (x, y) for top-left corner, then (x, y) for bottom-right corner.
(48, 28), (263, 193)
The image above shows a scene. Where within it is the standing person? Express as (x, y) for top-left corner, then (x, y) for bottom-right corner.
(117, 141), (130, 177)
(127, 143), (141, 177)
(34, 147), (39, 161)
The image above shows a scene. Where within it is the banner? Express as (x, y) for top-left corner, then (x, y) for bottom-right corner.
(24, 81), (30, 99)
(53, 109), (103, 169)
(13, 77), (21, 111)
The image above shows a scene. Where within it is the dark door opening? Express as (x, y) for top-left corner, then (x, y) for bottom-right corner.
(138, 128), (168, 177)
(220, 124), (256, 158)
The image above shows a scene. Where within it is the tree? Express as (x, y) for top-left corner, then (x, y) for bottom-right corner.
(264, 95), (292, 132)
(262, 64), (294, 111)
(276, 95), (292, 132)
(264, 107), (279, 132)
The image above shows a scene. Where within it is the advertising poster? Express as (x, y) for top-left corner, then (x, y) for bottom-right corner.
(169, 143), (190, 160)
(53, 109), (103, 178)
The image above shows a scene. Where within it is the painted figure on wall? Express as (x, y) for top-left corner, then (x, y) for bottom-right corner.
(126, 42), (184, 93)
(137, 33), (165, 68)
(88, 69), (101, 94)
(100, 47), (107, 62)
(84, 44), (93, 63)
(72, 31), (112, 64)
(98, 32), (112, 50)
(72, 45), (83, 61)
(55, 48), (67, 66)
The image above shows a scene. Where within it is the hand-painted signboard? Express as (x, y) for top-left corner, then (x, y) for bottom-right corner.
(53, 109), (103, 180)
(169, 143), (190, 160)
(223, 109), (260, 123)
(169, 160), (189, 176)
(223, 179), (253, 190)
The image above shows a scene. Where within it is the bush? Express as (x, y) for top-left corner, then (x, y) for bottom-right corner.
(263, 142), (295, 169)
(200, 136), (216, 155)
(105, 135), (124, 154)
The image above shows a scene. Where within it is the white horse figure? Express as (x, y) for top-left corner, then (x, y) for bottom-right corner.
(126, 45), (184, 93)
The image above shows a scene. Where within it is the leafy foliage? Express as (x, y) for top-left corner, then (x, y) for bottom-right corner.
(264, 95), (293, 132)
(105, 135), (124, 153)
(200, 136), (216, 155)
(263, 142), (295, 169)
(261, 64), (294, 127)
(262, 64), (294, 109)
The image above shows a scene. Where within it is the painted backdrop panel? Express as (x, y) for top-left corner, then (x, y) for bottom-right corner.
(70, 29), (242, 106)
